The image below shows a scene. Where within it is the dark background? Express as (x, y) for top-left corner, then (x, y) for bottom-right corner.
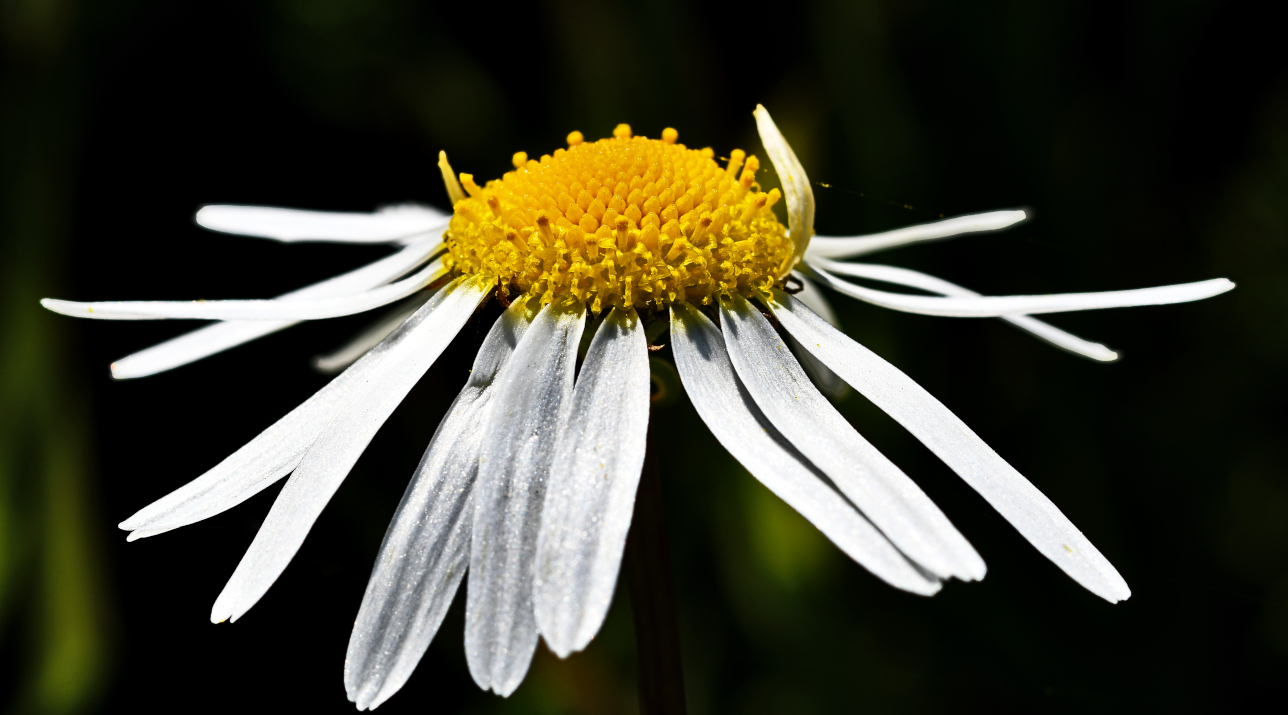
(3, 0), (1286, 713)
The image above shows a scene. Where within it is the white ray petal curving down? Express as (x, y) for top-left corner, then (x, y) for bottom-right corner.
(806, 210), (1028, 259)
(314, 294), (432, 374)
(805, 263), (1235, 317)
(42, 257), (448, 322)
(670, 304), (940, 595)
(345, 298), (536, 711)
(210, 275), (492, 624)
(786, 274), (850, 397)
(718, 295), (985, 581)
(195, 203), (449, 244)
(805, 258), (1119, 361)
(766, 290), (1132, 602)
(466, 301), (586, 696)
(109, 237), (443, 379)
(120, 277), (454, 539)
(535, 308), (651, 658)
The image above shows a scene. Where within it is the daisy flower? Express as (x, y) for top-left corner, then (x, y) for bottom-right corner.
(42, 105), (1233, 708)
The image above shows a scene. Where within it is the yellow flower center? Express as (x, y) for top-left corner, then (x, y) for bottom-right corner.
(442, 124), (790, 314)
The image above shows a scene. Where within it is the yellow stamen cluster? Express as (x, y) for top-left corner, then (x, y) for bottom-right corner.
(443, 125), (789, 313)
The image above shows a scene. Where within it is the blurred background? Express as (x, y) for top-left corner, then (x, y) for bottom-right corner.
(2, 0), (1286, 712)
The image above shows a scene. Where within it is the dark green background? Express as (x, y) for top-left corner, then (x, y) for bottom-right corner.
(2, 0), (1285, 712)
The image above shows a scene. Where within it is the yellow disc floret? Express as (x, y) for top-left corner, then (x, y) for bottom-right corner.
(443, 125), (789, 314)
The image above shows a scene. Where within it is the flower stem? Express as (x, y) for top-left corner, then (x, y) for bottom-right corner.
(624, 426), (687, 714)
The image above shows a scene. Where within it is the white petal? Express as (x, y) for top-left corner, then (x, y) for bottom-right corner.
(754, 105), (815, 275)
(112, 321), (298, 380)
(806, 210), (1028, 259)
(345, 299), (536, 711)
(42, 257), (448, 321)
(119, 280), (456, 538)
(670, 304), (940, 595)
(535, 308), (650, 657)
(314, 295), (431, 374)
(767, 290), (1132, 602)
(110, 238), (443, 379)
(806, 258), (1119, 362)
(466, 301), (586, 696)
(787, 274), (850, 397)
(209, 276), (491, 623)
(719, 295), (984, 581)
(805, 263), (1235, 317)
(195, 203), (449, 243)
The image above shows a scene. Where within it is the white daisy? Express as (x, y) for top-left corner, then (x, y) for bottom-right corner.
(43, 105), (1233, 708)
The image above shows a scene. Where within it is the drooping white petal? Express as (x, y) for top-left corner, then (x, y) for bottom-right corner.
(314, 295), (431, 374)
(195, 203), (449, 244)
(719, 295), (984, 581)
(112, 321), (299, 380)
(806, 210), (1028, 259)
(110, 238), (443, 379)
(753, 104), (815, 275)
(766, 290), (1132, 602)
(670, 304), (939, 595)
(535, 308), (650, 658)
(345, 299), (536, 712)
(787, 273), (850, 397)
(805, 263), (1235, 317)
(42, 257), (448, 322)
(466, 301), (586, 696)
(209, 276), (492, 624)
(806, 258), (1118, 361)
(119, 279), (455, 538)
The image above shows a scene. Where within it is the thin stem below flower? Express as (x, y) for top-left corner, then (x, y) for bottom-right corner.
(624, 423), (687, 715)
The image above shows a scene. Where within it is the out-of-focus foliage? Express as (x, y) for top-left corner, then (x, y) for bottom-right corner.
(2, 0), (1285, 713)
(1, 0), (111, 712)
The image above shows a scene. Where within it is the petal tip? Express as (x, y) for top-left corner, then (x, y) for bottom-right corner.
(542, 636), (577, 660)
(915, 579), (944, 597)
(108, 361), (138, 380)
(1101, 585), (1132, 604)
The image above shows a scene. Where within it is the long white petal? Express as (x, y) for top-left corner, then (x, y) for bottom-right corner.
(535, 308), (650, 657)
(119, 280), (455, 538)
(314, 295), (431, 374)
(805, 264), (1235, 317)
(766, 290), (1131, 602)
(345, 299), (536, 711)
(787, 274), (850, 397)
(110, 238), (443, 379)
(466, 301), (586, 696)
(42, 257), (448, 321)
(806, 258), (1119, 361)
(670, 304), (939, 595)
(112, 321), (298, 380)
(806, 210), (1028, 259)
(209, 276), (491, 624)
(195, 203), (449, 244)
(719, 295), (984, 581)
(754, 105), (815, 275)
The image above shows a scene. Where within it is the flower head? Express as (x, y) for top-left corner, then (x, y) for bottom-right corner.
(41, 106), (1233, 708)
(442, 123), (791, 313)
